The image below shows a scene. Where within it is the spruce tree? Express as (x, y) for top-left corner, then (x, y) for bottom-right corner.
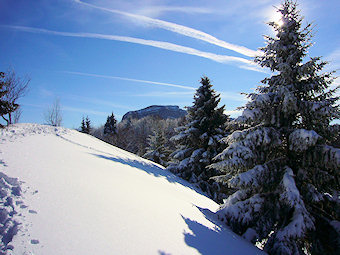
(143, 126), (170, 166)
(85, 116), (91, 134)
(104, 112), (117, 136)
(210, 1), (339, 254)
(167, 76), (228, 201)
(80, 116), (91, 134)
(80, 117), (86, 133)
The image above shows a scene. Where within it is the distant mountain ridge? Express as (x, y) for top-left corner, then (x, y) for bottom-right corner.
(122, 105), (187, 121)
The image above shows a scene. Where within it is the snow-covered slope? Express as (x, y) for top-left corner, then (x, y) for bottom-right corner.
(0, 124), (265, 255)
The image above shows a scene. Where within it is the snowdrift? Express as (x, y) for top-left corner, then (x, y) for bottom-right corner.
(0, 124), (265, 255)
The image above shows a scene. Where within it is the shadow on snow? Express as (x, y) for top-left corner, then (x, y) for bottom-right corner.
(181, 206), (264, 255)
(91, 153), (207, 197)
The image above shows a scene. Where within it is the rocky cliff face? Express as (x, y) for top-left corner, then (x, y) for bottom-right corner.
(122, 105), (186, 121)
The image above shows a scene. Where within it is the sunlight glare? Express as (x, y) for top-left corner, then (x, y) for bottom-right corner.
(270, 9), (284, 27)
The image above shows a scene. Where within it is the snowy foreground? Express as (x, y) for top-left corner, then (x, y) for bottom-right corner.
(0, 124), (265, 255)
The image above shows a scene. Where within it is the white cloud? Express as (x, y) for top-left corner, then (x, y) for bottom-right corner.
(239, 64), (268, 74)
(4, 25), (262, 71)
(74, 0), (261, 58)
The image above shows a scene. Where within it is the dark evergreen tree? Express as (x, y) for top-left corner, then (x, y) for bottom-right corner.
(80, 117), (86, 133)
(85, 116), (91, 134)
(80, 116), (91, 134)
(104, 112), (117, 136)
(167, 76), (228, 201)
(210, 1), (339, 254)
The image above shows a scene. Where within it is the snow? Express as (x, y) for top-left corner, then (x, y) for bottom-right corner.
(242, 228), (258, 242)
(280, 167), (301, 207)
(318, 145), (340, 170)
(0, 172), (21, 253)
(0, 124), (265, 255)
(218, 192), (264, 225)
(212, 127), (281, 173)
(229, 164), (268, 188)
(289, 129), (320, 152)
(277, 167), (314, 239)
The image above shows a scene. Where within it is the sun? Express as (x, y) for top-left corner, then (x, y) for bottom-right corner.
(269, 8), (284, 27)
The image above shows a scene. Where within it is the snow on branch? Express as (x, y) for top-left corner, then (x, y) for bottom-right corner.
(229, 164), (269, 189)
(314, 145), (340, 170)
(280, 167), (301, 207)
(281, 90), (298, 114)
(236, 93), (271, 123)
(189, 148), (204, 163)
(212, 127), (281, 172)
(278, 166), (314, 239)
(238, 108), (262, 123)
(289, 129), (321, 152)
(218, 191), (264, 225)
(305, 183), (323, 203)
(211, 143), (253, 173)
(172, 148), (192, 160)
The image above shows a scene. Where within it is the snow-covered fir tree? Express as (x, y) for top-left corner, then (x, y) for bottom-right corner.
(143, 125), (170, 166)
(167, 76), (228, 201)
(210, 1), (339, 254)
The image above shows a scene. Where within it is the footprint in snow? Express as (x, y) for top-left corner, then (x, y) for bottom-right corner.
(31, 239), (39, 245)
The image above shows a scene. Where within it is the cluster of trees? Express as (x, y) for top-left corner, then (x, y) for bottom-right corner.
(91, 1), (339, 254)
(80, 116), (92, 134)
(91, 112), (183, 161)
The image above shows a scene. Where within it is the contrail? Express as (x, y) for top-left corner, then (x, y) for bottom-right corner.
(73, 0), (261, 57)
(63, 71), (196, 90)
(3, 25), (262, 71)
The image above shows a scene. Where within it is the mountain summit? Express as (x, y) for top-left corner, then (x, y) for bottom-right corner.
(122, 105), (187, 121)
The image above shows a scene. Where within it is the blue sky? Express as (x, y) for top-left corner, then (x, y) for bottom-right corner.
(1, 0), (339, 128)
